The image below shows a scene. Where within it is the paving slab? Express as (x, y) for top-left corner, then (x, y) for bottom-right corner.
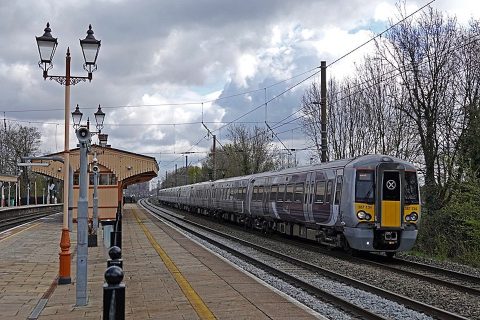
(0, 204), (324, 319)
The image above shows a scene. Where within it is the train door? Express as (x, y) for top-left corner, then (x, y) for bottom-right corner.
(303, 172), (315, 222)
(376, 164), (404, 228)
(332, 169), (343, 221)
(263, 178), (270, 216)
(208, 184), (214, 209)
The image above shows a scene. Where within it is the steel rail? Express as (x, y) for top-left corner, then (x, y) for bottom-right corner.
(139, 199), (385, 320)
(141, 199), (468, 320)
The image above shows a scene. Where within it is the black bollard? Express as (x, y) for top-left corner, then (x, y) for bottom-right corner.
(103, 266), (125, 320)
(107, 246), (123, 269)
(110, 206), (122, 248)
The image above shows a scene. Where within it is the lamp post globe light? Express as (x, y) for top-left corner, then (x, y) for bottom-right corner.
(35, 23), (101, 286)
(72, 104), (105, 134)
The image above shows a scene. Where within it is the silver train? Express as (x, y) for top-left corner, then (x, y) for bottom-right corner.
(157, 154), (421, 255)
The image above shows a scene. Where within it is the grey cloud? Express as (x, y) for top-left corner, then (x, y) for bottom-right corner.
(0, 0), (390, 166)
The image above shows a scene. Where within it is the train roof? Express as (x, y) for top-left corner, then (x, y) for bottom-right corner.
(160, 154), (417, 190)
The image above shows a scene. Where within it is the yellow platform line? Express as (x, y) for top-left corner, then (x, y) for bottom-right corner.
(0, 223), (41, 243)
(132, 208), (216, 320)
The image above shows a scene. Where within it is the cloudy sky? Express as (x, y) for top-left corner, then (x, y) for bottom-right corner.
(0, 0), (478, 183)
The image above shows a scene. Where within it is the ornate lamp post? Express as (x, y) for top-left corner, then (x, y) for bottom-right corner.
(35, 22), (101, 285)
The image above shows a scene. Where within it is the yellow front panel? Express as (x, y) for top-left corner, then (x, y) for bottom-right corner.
(381, 200), (401, 227)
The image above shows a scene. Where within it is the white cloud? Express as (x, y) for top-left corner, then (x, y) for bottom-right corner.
(233, 54), (259, 88)
(2, 0), (478, 170)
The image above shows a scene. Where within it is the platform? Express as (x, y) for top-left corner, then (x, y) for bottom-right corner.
(0, 204), (322, 319)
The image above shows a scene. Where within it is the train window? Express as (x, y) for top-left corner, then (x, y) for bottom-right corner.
(325, 181), (333, 203)
(334, 176), (343, 205)
(404, 172), (419, 204)
(383, 171), (400, 201)
(315, 181), (326, 203)
(355, 170), (374, 203)
(258, 186), (264, 201)
(277, 184), (285, 202)
(285, 184), (294, 202)
(270, 185), (278, 201)
(294, 183), (304, 203)
(253, 186), (258, 201)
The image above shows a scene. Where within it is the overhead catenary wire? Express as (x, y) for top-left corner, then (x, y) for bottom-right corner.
(7, 0), (445, 173)
(0, 67), (321, 114)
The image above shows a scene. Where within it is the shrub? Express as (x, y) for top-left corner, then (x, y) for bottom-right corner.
(413, 180), (480, 267)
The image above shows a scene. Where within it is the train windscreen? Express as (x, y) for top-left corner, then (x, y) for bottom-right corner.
(355, 170), (374, 203)
(404, 171), (419, 204)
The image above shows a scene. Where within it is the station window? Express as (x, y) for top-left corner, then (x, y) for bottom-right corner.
(73, 173), (117, 185)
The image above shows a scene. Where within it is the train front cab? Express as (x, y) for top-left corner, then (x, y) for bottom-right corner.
(344, 160), (420, 253)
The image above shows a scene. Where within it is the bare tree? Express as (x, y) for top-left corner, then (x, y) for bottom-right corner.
(0, 122), (41, 175)
(455, 20), (480, 179)
(377, 7), (461, 210)
(201, 125), (276, 179)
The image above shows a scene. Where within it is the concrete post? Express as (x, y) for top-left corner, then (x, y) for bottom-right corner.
(68, 166), (73, 232)
(93, 167), (98, 232)
(76, 129), (90, 306)
(47, 178), (50, 205)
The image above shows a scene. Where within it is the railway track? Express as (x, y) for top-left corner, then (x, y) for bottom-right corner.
(357, 254), (480, 296)
(0, 209), (58, 231)
(262, 233), (480, 298)
(140, 199), (469, 320)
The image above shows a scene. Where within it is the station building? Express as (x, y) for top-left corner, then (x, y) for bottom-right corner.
(31, 144), (158, 220)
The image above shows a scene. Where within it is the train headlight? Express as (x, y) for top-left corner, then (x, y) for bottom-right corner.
(410, 212), (418, 221)
(365, 213), (372, 220)
(405, 212), (418, 222)
(357, 211), (367, 220)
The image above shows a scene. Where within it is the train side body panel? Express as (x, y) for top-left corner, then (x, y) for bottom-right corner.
(157, 154), (420, 254)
